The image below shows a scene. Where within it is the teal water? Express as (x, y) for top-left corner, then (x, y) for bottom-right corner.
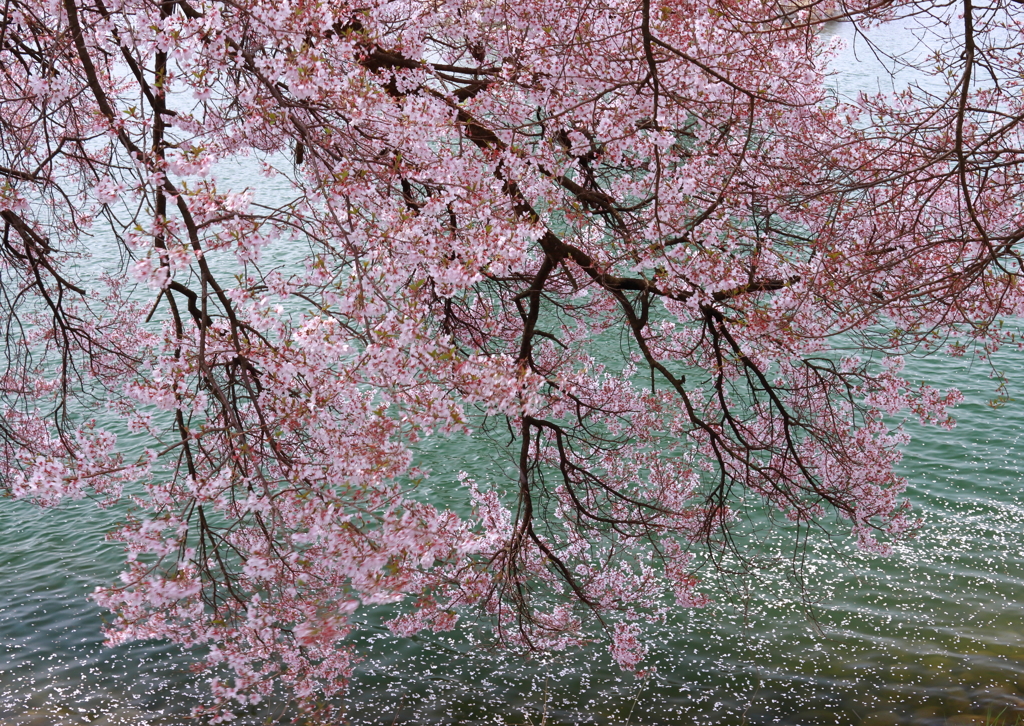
(4, 341), (1024, 726)
(5, 17), (1024, 726)
(339, 351), (1024, 726)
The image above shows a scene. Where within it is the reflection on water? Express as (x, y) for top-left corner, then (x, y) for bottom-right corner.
(5, 17), (1024, 726)
(5, 342), (1024, 726)
(332, 351), (1024, 726)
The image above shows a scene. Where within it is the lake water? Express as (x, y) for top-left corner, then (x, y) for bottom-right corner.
(4, 17), (1024, 726)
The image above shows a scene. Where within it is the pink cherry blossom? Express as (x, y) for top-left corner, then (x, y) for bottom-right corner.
(1, 0), (1020, 715)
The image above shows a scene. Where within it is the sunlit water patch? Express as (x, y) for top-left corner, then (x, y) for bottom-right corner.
(320, 349), (1024, 726)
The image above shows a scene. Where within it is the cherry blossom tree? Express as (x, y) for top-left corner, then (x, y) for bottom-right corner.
(1, 0), (1022, 717)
